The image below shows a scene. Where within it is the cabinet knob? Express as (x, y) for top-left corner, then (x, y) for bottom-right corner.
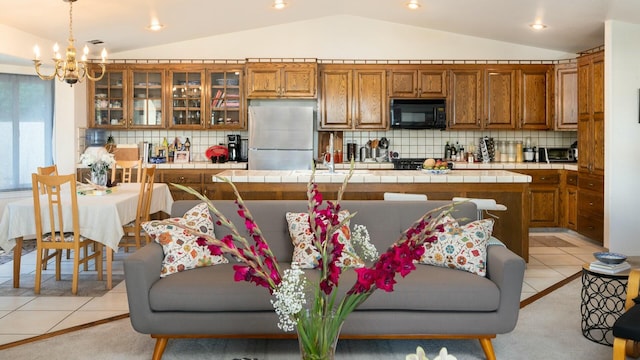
(589, 202), (594, 206)
(540, 177), (546, 180)
(180, 176), (185, 182)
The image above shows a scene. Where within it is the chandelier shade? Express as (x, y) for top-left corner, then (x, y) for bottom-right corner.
(33, 0), (107, 86)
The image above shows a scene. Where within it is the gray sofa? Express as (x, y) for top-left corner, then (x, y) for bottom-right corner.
(124, 199), (526, 360)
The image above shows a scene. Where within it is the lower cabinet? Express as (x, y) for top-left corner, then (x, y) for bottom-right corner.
(158, 169), (226, 200)
(564, 171), (578, 230)
(577, 172), (604, 243)
(516, 169), (561, 227)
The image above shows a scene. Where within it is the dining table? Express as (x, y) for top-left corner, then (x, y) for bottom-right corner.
(0, 182), (174, 289)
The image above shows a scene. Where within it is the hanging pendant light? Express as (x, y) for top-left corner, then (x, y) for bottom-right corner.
(32, 0), (107, 86)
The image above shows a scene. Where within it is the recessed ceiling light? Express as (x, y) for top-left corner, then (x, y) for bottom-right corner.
(530, 23), (547, 31)
(146, 20), (165, 31)
(406, 0), (421, 10)
(273, 0), (287, 10)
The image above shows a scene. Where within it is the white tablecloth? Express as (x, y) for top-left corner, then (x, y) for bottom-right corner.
(0, 183), (174, 252)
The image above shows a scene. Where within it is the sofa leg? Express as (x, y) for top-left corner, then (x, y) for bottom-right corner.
(478, 337), (496, 360)
(152, 336), (169, 360)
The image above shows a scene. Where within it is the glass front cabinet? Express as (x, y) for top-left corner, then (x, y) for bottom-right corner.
(88, 65), (165, 129)
(207, 67), (244, 129)
(88, 63), (246, 130)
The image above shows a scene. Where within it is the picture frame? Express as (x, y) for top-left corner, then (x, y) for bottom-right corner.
(174, 150), (190, 163)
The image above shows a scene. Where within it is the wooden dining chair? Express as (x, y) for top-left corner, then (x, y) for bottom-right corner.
(36, 164), (67, 269)
(110, 159), (142, 184)
(31, 173), (104, 295)
(612, 269), (640, 359)
(119, 165), (156, 252)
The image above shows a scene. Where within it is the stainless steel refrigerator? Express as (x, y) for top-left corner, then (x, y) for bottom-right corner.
(248, 105), (315, 170)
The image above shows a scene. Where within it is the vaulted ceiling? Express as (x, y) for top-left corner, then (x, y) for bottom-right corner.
(1, 0), (638, 56)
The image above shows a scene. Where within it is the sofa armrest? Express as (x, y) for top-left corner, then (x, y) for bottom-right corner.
(123, 242), (164, 334)
(486, 244), (526, 333)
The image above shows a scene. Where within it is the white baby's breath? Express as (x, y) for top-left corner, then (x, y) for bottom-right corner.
(271, 263), (307, 331)
(351, 224), (378, 261)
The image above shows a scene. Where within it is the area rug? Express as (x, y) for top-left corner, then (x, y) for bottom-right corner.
(0, 278), (613, 359)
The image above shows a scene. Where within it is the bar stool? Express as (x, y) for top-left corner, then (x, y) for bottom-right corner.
(452, 197), (507, 220)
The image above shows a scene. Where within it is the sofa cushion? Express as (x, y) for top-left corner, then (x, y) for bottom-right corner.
(143, 202), (227, 277)
(419, 218), (494, 277)
(149, 261), (500, 312)
(286, 211), (364, 269)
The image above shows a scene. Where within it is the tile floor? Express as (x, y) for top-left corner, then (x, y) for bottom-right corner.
(0, 230), (607, 347)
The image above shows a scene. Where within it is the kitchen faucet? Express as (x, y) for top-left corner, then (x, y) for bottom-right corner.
(323, 133), (335, 173)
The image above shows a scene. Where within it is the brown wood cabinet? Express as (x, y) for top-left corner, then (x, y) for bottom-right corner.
(448, 65), (553, 130)
(517, 169), (561, 227)
(88, 65), (166, 129)
(484, 68), (517, 129)
(319, 65), (387, 130)
(389, 68), (447, 98)
(564, 171), (578, 230)
(519, 66), (553, 130)
(245, 62), (317, 99)
(576, 50), (604, 244)
(448, 68), (484, 129)
(88, 63), (246, 130)
(554, 63), (578, 130)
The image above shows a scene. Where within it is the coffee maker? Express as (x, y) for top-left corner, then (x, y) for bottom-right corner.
(227, 134), (241, 162)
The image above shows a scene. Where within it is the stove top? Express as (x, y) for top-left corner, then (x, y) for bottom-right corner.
(392, 158), (427, 170)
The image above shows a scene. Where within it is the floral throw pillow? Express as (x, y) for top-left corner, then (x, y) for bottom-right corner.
(285, 211), (364, 269)
(419, 216), (494, 277)
(142, 202), (228, 277)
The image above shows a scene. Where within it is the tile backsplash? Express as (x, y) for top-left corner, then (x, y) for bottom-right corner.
(77, 128), (576, 162)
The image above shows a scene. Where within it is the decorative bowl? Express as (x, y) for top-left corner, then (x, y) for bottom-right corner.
(593, 252), (627, 264)
(422, 168), (451, 175)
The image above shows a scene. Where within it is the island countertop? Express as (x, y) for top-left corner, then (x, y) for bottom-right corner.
(211, 169), (532, 184)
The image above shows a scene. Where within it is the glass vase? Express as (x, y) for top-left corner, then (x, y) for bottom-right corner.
(91, 170), (108, 187)
(297, 311), (343, 360)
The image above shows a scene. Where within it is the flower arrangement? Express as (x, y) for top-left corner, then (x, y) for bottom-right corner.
(80, 151), (115, 186)
(173, 167), (452, 359)
(80, 151), (116, 175)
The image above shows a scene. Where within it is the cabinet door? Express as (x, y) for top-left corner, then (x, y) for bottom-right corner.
(484, 69), (517, 129)
(389, 70), (418, 97)
(353, 69), (387, 129)
(418, 69), (447, 97)
(246, 66), (280, 98)
(207, 69), (244, 129)
(168, 70), (204, 129)
(320, 69), (352, 129)
(591, 54), (605, 175)
(448, 69), (483, 129)
(281, 64), (317, 98)
(129, 69), (164, 128)
(89, 68), (126, 128)
(555, 64), (578, 130)
(529, 187), (560, 226)
(566, 185), (578, 230)
(519, 67), (552, 130)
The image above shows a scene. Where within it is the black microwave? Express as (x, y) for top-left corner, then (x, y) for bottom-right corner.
(390, 99), (447, 130)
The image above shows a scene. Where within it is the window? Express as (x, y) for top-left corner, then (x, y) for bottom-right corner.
(0, 73), (54, 191)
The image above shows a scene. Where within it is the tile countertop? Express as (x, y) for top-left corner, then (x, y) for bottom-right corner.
(329, 161), (577, 171)
(212, 169), (532, 184)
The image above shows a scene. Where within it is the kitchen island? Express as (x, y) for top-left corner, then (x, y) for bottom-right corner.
(206, 169), (532, 261)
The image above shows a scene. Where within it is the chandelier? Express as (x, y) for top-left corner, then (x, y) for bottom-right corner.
(33, 0), (107, 86)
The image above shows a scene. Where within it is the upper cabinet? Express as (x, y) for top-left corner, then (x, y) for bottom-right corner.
(88, 65), (165, 129)
(577, 51), (604, 176)
(448, 68), (484, 129)
(168, 68), (205, 129)
(207, 67), (245, 129)
(319, 65), (387, 130)
(246, 62), (317, 99)
(554, 63), (578, 130)
(519, 66), (553, 130)
(447, 65), (553, 130)
(389, 68), (447, 98)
